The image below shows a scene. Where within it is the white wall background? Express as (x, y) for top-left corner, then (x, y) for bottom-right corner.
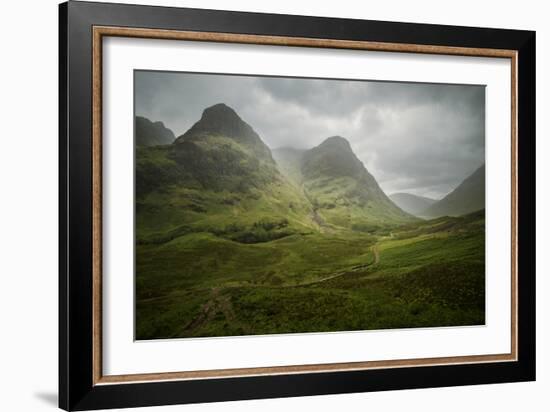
(0, 0), (546, 411)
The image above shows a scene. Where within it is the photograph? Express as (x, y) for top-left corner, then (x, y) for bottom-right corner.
(134, 71), (486, 340)
(50, 1), (538, 410)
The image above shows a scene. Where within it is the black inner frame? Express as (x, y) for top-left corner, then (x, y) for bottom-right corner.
(59, 1), (536, 410)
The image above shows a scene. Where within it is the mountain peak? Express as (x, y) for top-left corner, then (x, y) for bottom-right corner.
(176, 103), (254, 143)
(319, 136), (352, 151)
(302, 136), (361, 180)
(300, 135), (414, 225)
(175, 103), (273, 160)
(201, 103), (241, 122)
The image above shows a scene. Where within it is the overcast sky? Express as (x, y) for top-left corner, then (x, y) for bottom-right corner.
(135, 70), (485, 199)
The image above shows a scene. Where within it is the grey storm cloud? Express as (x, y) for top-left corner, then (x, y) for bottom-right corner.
(135, 70), (485, 199)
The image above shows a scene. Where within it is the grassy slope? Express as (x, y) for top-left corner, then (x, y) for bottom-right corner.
(304, 175), (414, 230)
(136, 211), (485, 339)
(136, 135), (316, 245)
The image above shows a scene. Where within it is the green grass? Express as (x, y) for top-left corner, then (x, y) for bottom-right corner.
(136, 212), (485, 340)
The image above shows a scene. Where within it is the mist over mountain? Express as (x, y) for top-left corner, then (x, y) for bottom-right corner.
(135, 72), (486, 200)
(272, 147), (306, 187)
(136, 116), (175, 146)
(390, 193), (437, 217)
(422, 165), (485, 218)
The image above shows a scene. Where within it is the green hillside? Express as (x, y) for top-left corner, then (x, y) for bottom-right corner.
(136, 104), (315, 246)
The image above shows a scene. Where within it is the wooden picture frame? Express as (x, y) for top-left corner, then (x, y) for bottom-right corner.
(59, 1), (535, 410)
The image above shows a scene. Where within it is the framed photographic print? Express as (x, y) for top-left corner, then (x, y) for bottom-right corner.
(59, 1), (536, 410)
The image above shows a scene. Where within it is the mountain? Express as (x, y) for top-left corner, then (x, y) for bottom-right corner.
(422, 165), (485, 218)
(168, 103), (278, 192)
(389, 193), (437, 217)
(300, 136), (415, 229)
(136, 103), (315, 243)
(135, 116), (175, 146)
(176, 103), (272, 161)
(136, 104), (416, 246)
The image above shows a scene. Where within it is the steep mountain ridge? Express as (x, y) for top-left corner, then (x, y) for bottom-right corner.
(422, 165), (485, 218)
(299, 136), (415, 229)
(136, 116), (175, 146)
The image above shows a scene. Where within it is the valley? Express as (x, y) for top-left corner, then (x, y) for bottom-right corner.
(135, 103), (485, 340)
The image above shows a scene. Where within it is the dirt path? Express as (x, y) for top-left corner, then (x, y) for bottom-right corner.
(181, 287), (245, 335)
(181, 287), (221, 333)
(348, 244), (379, 271)
(310, 209), (325, 227)
(293, 270), (349, 287)
(372, 244), (380, 264)
(294, 243), (381, 287)
(309, 208), (335, 234)
(302, 184), (334, 233)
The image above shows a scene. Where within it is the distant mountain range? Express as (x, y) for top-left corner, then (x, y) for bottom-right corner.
(421, 165), (485, 218)
(390, 165), (485, 219)
(136, 104), (484, 240)
(389, 193), (437, 216)
(136, 116), (175, 146)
